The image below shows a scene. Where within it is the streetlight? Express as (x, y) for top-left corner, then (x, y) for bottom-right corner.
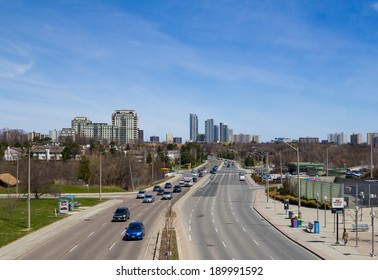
(324, 195), (328, 228)
(253, 147), (269, 203)
(355, 206), (359, 247)
(315, 193), (319, 222)
(27, 147), (31, 230)
(284, 142), (301, 218)
(99, 149), (102, 201)
(326, 145), (337, 177)
(371, 209), (376, 257)
(370, 193), (376, 257)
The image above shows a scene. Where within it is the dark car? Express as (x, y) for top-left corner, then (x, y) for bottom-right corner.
(164, 182), (172, 188)
(112, 207), (130, 222)
(123, 221), (145, 240)
(173, 185), (182, 193)
(156, 188), (164, 195)
(153, 185), (162, 192)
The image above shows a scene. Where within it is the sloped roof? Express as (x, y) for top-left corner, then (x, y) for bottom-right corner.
(0, 173), (18, 186)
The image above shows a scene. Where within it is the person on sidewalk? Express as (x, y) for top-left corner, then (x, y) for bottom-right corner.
(342, 228), (349, 245)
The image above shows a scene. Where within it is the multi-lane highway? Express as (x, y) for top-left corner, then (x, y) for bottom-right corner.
(15, 158), (319, 260)
(177, 161), (320, 260)
(17, 185), (186, 260)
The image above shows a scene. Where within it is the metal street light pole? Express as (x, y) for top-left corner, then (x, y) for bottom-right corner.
(316, 193), (319, 221)
(27, 147), (31, 230)
(326, 145), (337, 177)
(252, 147), (269, 203)
(370, 194), (376, 257)
(284, 142), (301, 217)
(324, 196), (327, 228)
(99, 149), (102, 201)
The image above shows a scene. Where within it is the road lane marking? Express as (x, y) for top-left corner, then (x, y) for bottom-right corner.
(88, 232), (95, 237)
(242, 227), (246, 232)
(189, 235), (192, 242)
(253, 240), (260, 246)
(109, 242), (116, 250)
(69, 245), (78, 252)
(222, 241), (227, 248)
(215, 228), (218, 233)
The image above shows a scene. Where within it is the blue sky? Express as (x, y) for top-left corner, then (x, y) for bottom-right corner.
(1, 0), (378, 142)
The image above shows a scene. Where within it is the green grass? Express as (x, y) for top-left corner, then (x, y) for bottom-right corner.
(0, 197), (104, 248)
(0, 184), (127, 194)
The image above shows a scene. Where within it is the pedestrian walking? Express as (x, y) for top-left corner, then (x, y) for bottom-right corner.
(342, 228), (349, 245)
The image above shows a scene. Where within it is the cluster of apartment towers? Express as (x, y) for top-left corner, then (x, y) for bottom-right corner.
(41, 111), (260, 146)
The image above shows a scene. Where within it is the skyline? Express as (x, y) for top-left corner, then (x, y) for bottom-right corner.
(1, 1), (378, 142)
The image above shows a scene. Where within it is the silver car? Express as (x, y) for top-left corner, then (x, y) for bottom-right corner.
(162, 191), (172, 200)
(137, 190), (147, 199)
(143, 194), (155, 203)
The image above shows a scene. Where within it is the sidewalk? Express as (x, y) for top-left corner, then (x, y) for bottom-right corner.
(253, 187), (377, 260)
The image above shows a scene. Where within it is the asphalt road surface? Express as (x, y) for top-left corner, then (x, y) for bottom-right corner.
(178, 165), (320, 260)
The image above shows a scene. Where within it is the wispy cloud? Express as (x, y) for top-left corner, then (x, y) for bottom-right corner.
(0, 59), (34, 78)
(372, 3), (378, 11)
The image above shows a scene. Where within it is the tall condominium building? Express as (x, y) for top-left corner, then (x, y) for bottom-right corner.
(213, 125), (219, 143)
(367, 132), (378, 146)
(328, 132), (348, 144)
(189, 114), (198, 142)
(220, 122), (229, 143)
(350, 133), (362, 144)
(67, 110), (139, 145)
(299, 137), (319, 143)
(232, 134), (260, 143)
(173, 137), (182, 144)
(112, 110), (138, 144)
(205, 119), (214, 143)
(166, 133), (173, 144)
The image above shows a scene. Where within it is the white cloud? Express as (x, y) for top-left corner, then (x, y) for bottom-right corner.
(0, 59), (34, 78)
(372, 3), (378, 11)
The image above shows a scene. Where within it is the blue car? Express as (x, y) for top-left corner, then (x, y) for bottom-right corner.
(124, 221), (145, 240)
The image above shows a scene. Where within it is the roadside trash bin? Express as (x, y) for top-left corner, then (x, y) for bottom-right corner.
(288, 210), (294, 219)
(293, 219), (298, 228)
(297, 218), (302, 228)
(314, 221), (320, 233)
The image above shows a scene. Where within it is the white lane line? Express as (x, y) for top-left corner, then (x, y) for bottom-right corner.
(109, 242), (116, 250)
(235, 219), (239, 223)
(253, 240), (260, 246)
(189, 225), (191, 232)
(212, 219), (215, 224)
(69, 245), (78, 252)
(215, 228), (218, 233)
(222, 241), (227, 248)
(189, 235), (192, 242)
(88, 232), (95, 238)
(242, 227), (246, 232)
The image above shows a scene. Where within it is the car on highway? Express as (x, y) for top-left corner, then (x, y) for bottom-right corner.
(112, 207), (130, 222)
(137, 190), (147, 199)
(162, 191), (173, 200)
(153, 185), (162, 192)
(143, 194), (155, 203)
(173, 185), (182, 193)
(164, 182), (172, 188)
(123, 221), (145, 240)
(179, 179), (185, 185)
